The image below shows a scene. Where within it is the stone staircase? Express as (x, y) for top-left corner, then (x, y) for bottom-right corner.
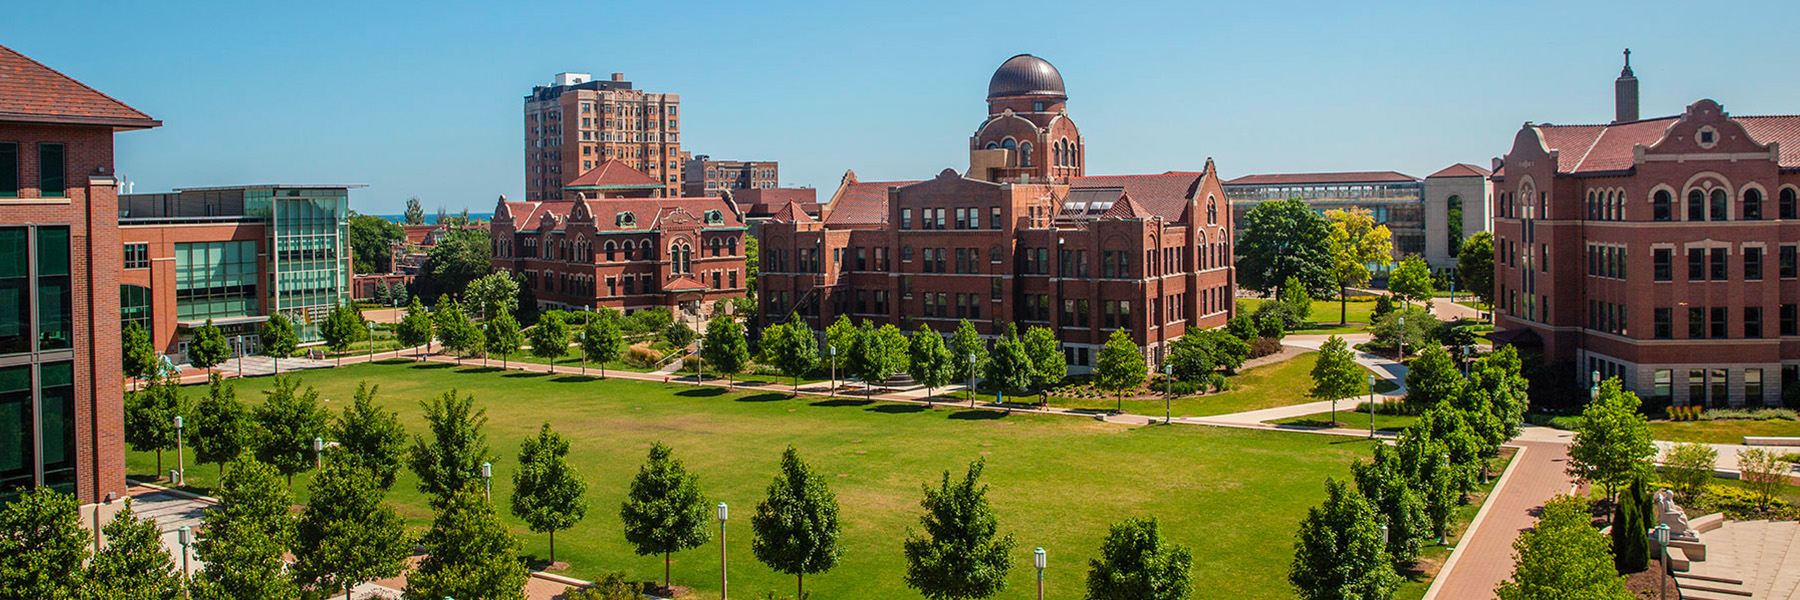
(1675, 518), (1800, 600)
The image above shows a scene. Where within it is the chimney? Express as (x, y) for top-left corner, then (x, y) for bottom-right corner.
(1614, 48), (1639, 123)
(611, 72), (625, 82)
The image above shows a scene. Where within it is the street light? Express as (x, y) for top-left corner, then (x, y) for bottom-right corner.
(178, 525), (192, 596)
(1591, 370), (1601, 399)
(1653, 523), (1671, 600)
(968, 353), (977, 408)
(1380, 523), (1389, 548)
(313, 437), (324, 471)
(829, 346), (837, 399)
(578, 328), (587, 376)
(481, 461), (493, 501)
(174, 415), (185, 485)
(366, 321), (376, 363)
(1034, 547), (1047, 600)
(697, 339), (705, 385)
(718, 502), (730, 600)
(1163, 363), (1173, 425)
(1397, 316), (1406, 361)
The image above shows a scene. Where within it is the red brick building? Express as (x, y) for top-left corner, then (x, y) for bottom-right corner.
(1492, 53), (1800, 407)
(758, 54), (1235, 372)
(491, 160), (748, 314)
(525, 72), (685, 201)
(682, 155), (778, 197)
(0, 44), (159, 503)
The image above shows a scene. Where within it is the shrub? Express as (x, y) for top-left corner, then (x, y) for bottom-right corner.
(1252, 299), (1304, 332)
(1659, 443), (1716, 504)
(564, 571), (645, 600)
(1696, 483), (1800, 520)
(663, 322), (695, 347)
(622, 346), (662, 369)
(1248, 336), (1283, 359)
(1206, 373), (1228, 392)
(1227, 314), (1258, 341)
(1698, 408), (1798, 421)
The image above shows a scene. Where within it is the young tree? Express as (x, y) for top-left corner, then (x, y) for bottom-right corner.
(1280, 274), (1315, 322)
(1566, 378), (1656, 505)
(1462, 346), (1530, 450)
(251, 375), (331, 486)
(946, 320), (985, 382)
(1610, 475), (1650, 574)
(582, 310), (623, 378)
(1096, 328), (1147, 412)
(124, 372), (183, 476)
(331, 381), (408, 489)
(193, 457), (297, 600)
(528, 311), (570, 373)
(258, 312), (299, 374)
(187, 318), (232, 370)
(396, 296), (435, 361)
(465, 272), (520, 322)
(1494, 495), (1632, 600)
(762, 323), (820, 397)
(1236, 197), (1334, 297)
(1022, 325), (1064, 391)
(511, 423), (589, 564)
(662, 320), (695, 348)
(853, 323), (909, 394)
(484, 309), (523, 368)
(0, 487), (89, 598)
(405, 485), (528, 600)
(319, 303), (367, 365)
(1288, 479), (1400, 600)
(701, 315), (750, 385)
(403, 196), (426, 225)
(1309, 335), (1364, 424)
(293, 458), (410, 598)
(907, 325), (954, 402)
(1084, 516), (1194, 600)
(1402, 344), (1464, 414)
(902, 459), (1016, 600)
(436, 297), (484, 365)
(983, 330), (1033, 396)
(1739, 448), (1791, 512)
(407, 389), (492, 505)
(191, 373), (247, 478)
(85, 499), (184, 600)
(619, 442), (712, 590)
(1325, 207), (1394, 324)
(1387, 257), (1435, 304)
(122, 321), (158, 384)
(1457, 231), (1496, 308)
(1351, 445), (1431, 561)
(1660, 443), (1717, 504)
(825, 315), (859, 359)
(752, 447), (842, 598)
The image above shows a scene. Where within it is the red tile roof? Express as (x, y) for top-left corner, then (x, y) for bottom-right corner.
(1100, 196), (1151, 220)
(564, 160), (664, 190)
(1426, 163), (1492, 179)
(824, 170), (916, 226)
(771, 201), (815, 223)
(1533, 111), (1800, 173)
(1735, 116), (1800, 169)
(0, 44), (159, 128)
(1223, 171), (1420, 186)
(663, 274), (709, 292)
(1068, 172), (1204, 220)
(498, 196), (744, 234)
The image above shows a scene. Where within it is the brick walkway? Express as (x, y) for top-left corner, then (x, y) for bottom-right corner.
(1422, 439), (1577, 600)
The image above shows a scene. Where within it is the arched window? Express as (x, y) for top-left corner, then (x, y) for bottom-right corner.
(623, 240), (635, 260)
(704, 210), (723, 225)
(710, 237), (722, 257)
(1206, 197), (1218, 225)
(642, 239), (655, 259)
(616, 212), (637, 228)
(1744, 188), (1764, 221)
(1653, 190), (1672, 221)
(1586, 191), (1597, 219)
(985, 142), (999, 150)
(1783, 188), (1799, 220)
(728, 237), (738, 255)
(603, 240), (616, 261)
(1687, 190), (1705, 221)
(1053, 142), (1064, 167)
(1710, 188), (1728, 221)
(1020, 142), (1033, 167)
(1001, 138), (1017, 151)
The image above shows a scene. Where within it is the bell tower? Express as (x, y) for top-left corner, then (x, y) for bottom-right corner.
(969, 54), (1084, 182)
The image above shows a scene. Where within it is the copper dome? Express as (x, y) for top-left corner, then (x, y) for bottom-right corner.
(987, 54), (1066, 100)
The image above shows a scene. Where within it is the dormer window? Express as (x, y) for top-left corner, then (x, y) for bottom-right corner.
(704, 210), (724, 225)
(616, 212), (637, 228)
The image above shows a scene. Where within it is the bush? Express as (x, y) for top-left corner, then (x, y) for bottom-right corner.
(1696, 484), (1800, 520)
(1256, 314), (1286, 340)
(625, 308), (674, 335)
(622, 346), (662, 369)
(1698, 408), (1799, 421)
(1206, 373), (1228, 392)
(663, 322), (695, 347)
(1152, 378), (1200, 396)
(1252, 299), (1304, 332)
(564, 571), (645, 600)
(1660, 443), (1716, 505)
(1227, 314), (1258, 341)
(1248, 336), (1283, 359)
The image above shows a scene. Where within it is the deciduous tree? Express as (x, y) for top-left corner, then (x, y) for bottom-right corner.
(1096, 329), (1147, 412)
(1022, 325), (1064, 391)
(125, 372), (183, 476)
(701, 315), (750, 385)
(983, 328), (1033, 396)
(404, 485), (528, 600)
(187, 318), (232, 370)
(1084, 516), (1193, 600)
(1288, 479), (1400, 600)
(949, 319), (987, 384)
(1566, 379), (1656, 505)
(319, 303), (366, 365)
(1309, 335), (1364, 424)
(1494, 495), (1632, 600)
(122, 321), (157, 384)
(852, 323), (909, 394)
(1236, 197), (1333, 297)
(414, 228), (491, 303)
(752, 447), (842, 598)
(620, 442), (711, 589)
(907, 325), (954, 402)
(1457, 231), (1496, 308)
(902, 459), (1015, 600)
(510, 423), (588, 564)
(762, 322), (820, 397)
(251, 375), (331, 485)
(258, 312), (299, 374)
(0, 487), (88, 599)
(396, 296), (434, 361)
(582, 309), (623, 378)
(485, 309), (523, 368)
(1326, 207), (1393, 324)
(293, 458), (410, 598)
(436, 297), (484, 365)
(191, 373), (247, 478)
(1402, 345), (1464, 414)
(1387, 257), (1435, 304)
(84, 499), (183, 600)
(407, 389), (492, 506)
(331, 382), (408, 489)
(529, 311), (569, 373)
(1351, 445), (1430, 561)
(193, 457), (297, 600)
(465, 272), (520, 322)
(1660, 443), (1717, 504)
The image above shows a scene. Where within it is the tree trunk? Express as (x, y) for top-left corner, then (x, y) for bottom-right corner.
(1340, 284), (1349, 325)
(798, 572), (805, 598)
(156, 450), (164, 477)
(664, 551), (672, 588)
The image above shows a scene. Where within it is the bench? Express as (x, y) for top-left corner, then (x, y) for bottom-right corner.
(1743, 436), (1800, 446)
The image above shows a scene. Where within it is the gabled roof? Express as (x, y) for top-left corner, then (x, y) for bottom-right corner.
(1426, 163), (1492, 179)
(1527, 103), (1800, 174)
(1099, 196), (1152, 220)
(824, 170), (917, 226)
(663, 274), (709, 292)
(1222, 171), (1420, 186)
(771, 201), (816, 223)
(564, 160), (664, 191)
(1068, 172), (1204, 220)
(500, 195), (745, 234)
(0, 44), (160, 129)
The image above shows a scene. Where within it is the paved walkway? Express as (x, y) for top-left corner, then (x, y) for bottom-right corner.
(1422, 438), (1577, 600)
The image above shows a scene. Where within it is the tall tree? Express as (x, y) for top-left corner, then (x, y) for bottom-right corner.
(743, 235), (760, 297)
(187, 318), (231, 370)
(1386, 257), (1435, 304)
(1494, 495), (1632, 600)
(415, 228), (492, 303)
(84, 499), (184, 600)
(191, 373), (247, 478)
(1462, 346), (1530, 451)
(407, 389), (492, 505)
(435, 297), (484, 365)
(396, 296), (435, 361)
(762, 322), (820, 397)
(124, 372), (183, 476)
(348, 212), (406, 273)
(319, 303), (366, 365)
(193, 457), (297, 600)
(948, 319), (987, 384)
(1326, 208), (1393, 323)
(258, 313), (299, 375)
(907, 325), (954, 402)
(582, 309), (623, 378)
(1022, 325), (1064, 391)
(122, 321), (158, 384)
(0, 487), (88, 599)
(1167, 334), (1218, 382)
(853, 323), (910, 393)
(403, 196), (426, 225)
(1235, 197), (1334, 296)
(825, 315), (859, 360)
(293, 458), (410, 598)
(620, 442), (712, 589)
(1610, 475), (1649, 574)
(903, 459), (1015, 600)
(528, 311), (570, 372)
(251, 375), (331, 486)
(1288, 479), (1400, 600)
(1566, 378), (1656, 505)
(510, 423), (589, 564)
(701, 314), (750, 385)
(1351, 445), (1431, 561)
(404, 485), (528, 600)
(330, 382), (409, 489)
(1402, 345), (1465, 414)
(983, 329), (1033, 396)
(1309, 335), (1364, 424)
(752, 447), (842, 599)
(485, 309), (523, 369)
(1095, 329), (1147, 412)
(465, 272), (521, 322)
(1084, 516), (1194, 600)
(1456, 231), (1496, 308)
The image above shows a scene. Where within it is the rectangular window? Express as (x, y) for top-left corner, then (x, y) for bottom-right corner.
(1653, 248), (1671, 281)
(934, 208), (945, 229)
(991, 207), (1002, 229)
(1784, 246), (1797, 279)
(901, 209), (912, 230)
(37, 143), (65, 198)
(1746, 247), (1764, 281)
(1711, 306), (1728, 339)
(36, 227), (69, 351)
(1688, 369), (1706, 405)
(1103, 301), (1117, 329)
(123, 243), (149, 269)
(1654, 369), (1672, 401)
(1785, 304), (1798, 336)
(954, 208), (968, 230)
(0, 142), (16, 197)
(1688, 248), (1705, 281)
(1746, 306), (1764, 338)
(1747, 368), (1765, 405)
(1711, 368), (1728, 403)
(1689, 307), (1706, 339)
(1710, 248), (1728, 280)
(1654, 307), (1671, 339)
(991, 277), (1001, 301)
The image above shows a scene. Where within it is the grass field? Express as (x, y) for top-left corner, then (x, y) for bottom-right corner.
(1240, 297), (1381, 335)
(130, 360), (1387, 600)
(1268, 411), (1420, 433)
(1049, 353), (1397, 418)
(1647, 419), (1800, 445)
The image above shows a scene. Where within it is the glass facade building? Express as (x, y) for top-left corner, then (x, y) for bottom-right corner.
(0, 225), (78, 501)
(252, 187), (351, 342)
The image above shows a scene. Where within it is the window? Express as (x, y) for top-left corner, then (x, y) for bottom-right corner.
(1747, 247), (1764, 281)
(901, 209), (912, 230)
(120, 284), (152, 339)
(991, 277), (1002, 301)
(1711, 368), (1728, 405)
(123, 243), (149, 269)
(1711, 306), (1728, 339)
(1785, 246), (1798, 279)
(1654, 307), (1671, 339)
(1783, 188), (1798, 219)
(1654, 370), (1672, 401)
(1688, 307), (1705, 339)
(37, 143), (64, 197)
(991, 207), (1002, 229)
(1710, 189), (1728, 221)
(0, 142), (15, 197)
(1785, 304), (1798, 336)
(1711, 248), (1728, 280)
(954, 208), (968, 230)
(1745, 189), (1764, 220)
(1653, 248), (1672, 281)
(0, 361), (76, 499)
(1688, 370), (1706, 406)
(1648, 190), (1670, 221)
(1746, 306), (1764, 338)
(1747, 368), (1765, 405)
(1688, 248), (1705, 281)
(1687, 190), (1705, 221)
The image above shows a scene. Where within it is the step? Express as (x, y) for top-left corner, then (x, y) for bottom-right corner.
(1675, 574), (1754, 596)
(1694, 513), (1728, 534)
(1669, 545), (1692, 571)
(1678, 589), (1757, 600)
(1677, 569), (1746, 586)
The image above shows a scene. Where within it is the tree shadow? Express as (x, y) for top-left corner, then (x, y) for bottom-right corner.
(410, 362), (453, 370)
(552, 375), (598, 383)
(458, 366), (504, 374)
(735, 392), (788, 403)
(374, 358), (413, 365)
(502, 371), (549, 379)
(810, 399), (874, 408)
(948, 410), (1006, 421)
(870, 404), (927, 414)
(676, 387), (726, 397)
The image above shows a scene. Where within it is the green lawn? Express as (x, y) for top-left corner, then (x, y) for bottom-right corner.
(130, 360), (1382, 600)
(1048, 353), (1396, 418)
(1241, 297), (1380, 334)
(1647, 419), (1800, 445)
(1268, 411), (1420, 432)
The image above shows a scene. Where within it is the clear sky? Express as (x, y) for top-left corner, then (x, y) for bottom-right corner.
(5, 0), (1794, 215)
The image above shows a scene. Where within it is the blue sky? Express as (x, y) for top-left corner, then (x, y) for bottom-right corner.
(5, 0), (1794, 214)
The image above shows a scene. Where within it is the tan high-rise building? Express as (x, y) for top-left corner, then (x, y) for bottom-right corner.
(524, 72), (684, 200)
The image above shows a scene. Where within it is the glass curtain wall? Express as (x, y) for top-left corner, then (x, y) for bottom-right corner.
(251, 188), (349, 342)
(0, 224), (77, 502)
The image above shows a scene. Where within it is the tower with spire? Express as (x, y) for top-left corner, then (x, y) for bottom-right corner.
(1614, 48), (1639, 123)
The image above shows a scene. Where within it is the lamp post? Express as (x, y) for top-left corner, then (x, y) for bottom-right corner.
(235, 334), (245, 376)
(178, 525), (192, 596)
(578, 329), (587, 376)
(174, 415), (185, 485)
(968, 353), (977, 408)
(312, 437), (324, 471)
(481, 461), (493, 502)
(1163, 363), (1173, 425)
(717, 502), (729, 600)
(1653, 523), (1670, 600)
(1368, 374), (1377, 439)
(1397, 315), (1405, 361)
(697, 339), (705, 385)
(1033, 547), (1046, 600)
(829, 346), (837, 399)
(1380, 523), (1389, 548)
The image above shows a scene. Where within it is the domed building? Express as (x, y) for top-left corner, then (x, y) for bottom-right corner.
(970, 54), (1084, 182)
